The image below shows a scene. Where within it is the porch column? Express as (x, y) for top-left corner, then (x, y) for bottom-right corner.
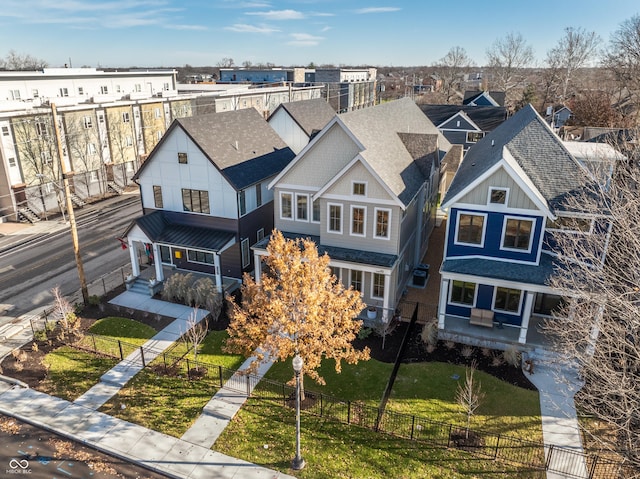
(152, 243), (164, 281)
(128, 240), (140, 277)
(214, 253), (223, 293)
(254, 251), (262, 284)
(518, 292), (535, 344)
(438, 279), (448, 329)
(382, 273), (391, 322)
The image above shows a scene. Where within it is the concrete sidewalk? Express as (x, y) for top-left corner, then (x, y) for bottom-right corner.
(0, 382), (294, 479)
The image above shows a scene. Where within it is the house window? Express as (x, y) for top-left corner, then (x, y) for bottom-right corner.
(545, 216), (591, 233)
(280, 192), (293, 219)
(153, 185), (163, 208)
(534, 293), (566, 316)
(489, 188), (508, 205)
(187, 250), (214, 265)
(350, 270), (363, 292)
(296, 194), (308, 221)
(494, 287), (522, 314)
(10, 90), (20, 100)
(257, 228), (265, 242)
(8, 157), (16, 168)
(135, 84), (142, 92)
(241, 238), (250, 268)
(353, 182), (366, 195)
(125, 136), (133, 146)
(255, 183), (262, 207)
(312, 199), (320, 222)
(87, 143), (97, 155)
(466, 131), (485, 143)
(502, 217), (534, 251)
(35, 121), (48, 137)
(239, 190), (246, 216)
(115, 85), (121, 93)
(1, 126), (9, 136)
(450, 280), (476, 306)
(90, 170), (99, 182)
(328, 203), (342, 233)
(78, 87), (84, 96)
(182, 188), (210, 214)
(351, 206), (366, 236)
(83, 116), (93, 129)
(163, 82), (170, 91)
(456, 212), (486, 246)
(100, 85), (108, 94)
(32, 89), (39, 98)
(177, 152), (187, 164)
(122, 112), (130, 123)
(160, 245), (171, 264)
(374, 208), (391, 239)
(41, 150), (52, 164)
(155, 108), (161, 118)
(372, 273), (385, 299)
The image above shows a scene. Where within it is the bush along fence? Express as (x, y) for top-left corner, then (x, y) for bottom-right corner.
(46, 327), (626, 479)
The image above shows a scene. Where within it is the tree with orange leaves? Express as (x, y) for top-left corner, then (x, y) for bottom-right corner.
(224, 230), (370, 396)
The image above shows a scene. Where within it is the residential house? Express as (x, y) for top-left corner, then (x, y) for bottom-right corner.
(122, 108), (295, 292)
(420, 104), (508, 152)
(256, 98), (453, 319)
(438, 104), (607, 347)
(463, 90), (505, 107)
(267, 98), (337, 154)
(546, 105), (572, 129)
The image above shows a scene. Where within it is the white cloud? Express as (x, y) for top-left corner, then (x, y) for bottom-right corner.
(166, 24), (208, 31)
(355, 7), (401, 14)
(246, 9), (305, 20)
(287, 33), (323, 46)
(225, 23), (280, 33)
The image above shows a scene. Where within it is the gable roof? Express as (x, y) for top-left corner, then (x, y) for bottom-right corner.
(269, 98), (336, 138)
(337, 97), (451, 206)
(420, 104), (508, 131)
(463, 90), (505, 107)
(442, 104), (592, 211)
(134, 108), (295, 190)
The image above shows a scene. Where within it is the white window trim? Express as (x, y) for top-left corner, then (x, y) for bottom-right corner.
(453, 211), (488, 248)
(352, 180), (367, 196)
(350, 205), (367, 237)
(241, 238), (250, 268)
(257, 228), (265, 242)
(373, 207), (392, 240)
(295, 193), (309, 222)
(500, 215), (536, 254)
(279, 191), (293, 220)
(187, 249), (215, 266)
(350, 269), (363, 293)
(448, 280), (478, 307)
(370, 272), (385, 300)
(487, 187), (509, 207)
(492, 286), (523, 315)
(327, 202), (343, 234)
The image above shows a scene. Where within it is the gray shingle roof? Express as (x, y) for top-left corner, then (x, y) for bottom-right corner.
(443, 104), (592, 211)
(338, 97), (451, 206)
(130, 210), (236, 251)
(419, 104), (508, 131)
(272, 98), (336, 138)
(136, 108), (295, 190)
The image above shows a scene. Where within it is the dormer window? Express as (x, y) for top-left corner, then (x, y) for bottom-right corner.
(489, 187), (508, 205)
(353, 182), (366, 195)
(178, 152), (188, 164)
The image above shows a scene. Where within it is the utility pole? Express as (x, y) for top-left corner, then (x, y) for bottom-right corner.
(51, 103), (89, 304)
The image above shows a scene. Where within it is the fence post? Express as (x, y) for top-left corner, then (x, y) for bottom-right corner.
(283, 383), (286, 406)
(186, 359), (191, 380)
(218, 365), (223, 388)
(140, 346), (145, 367)
(246, 375), (251, 397)
(347, 401), (351, 424)
(118, 340), (124, 360)
(320, 394), (323, 417)
(163, 353), (167, 373)
(494, 434), (500, 459)
(410, 416), (415, 440)
(545, 445), (554, 470)
(447, 423), (453, 448)
(29, 318), (35, 335)
(588, 454), (598, 479)
(92, 334), (96, 352)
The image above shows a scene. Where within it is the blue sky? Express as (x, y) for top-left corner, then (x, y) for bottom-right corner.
(0, 0), (638, 68)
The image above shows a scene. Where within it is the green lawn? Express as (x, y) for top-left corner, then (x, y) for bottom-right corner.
(216, 400), (546, 479)
(88, 316), (158, 344)
(167, 329), (245, 370)
(40, 346), (119, 401)
(388, 362), (543, 441)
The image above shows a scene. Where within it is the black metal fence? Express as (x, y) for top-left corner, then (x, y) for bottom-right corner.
(55, 330), (627, 479)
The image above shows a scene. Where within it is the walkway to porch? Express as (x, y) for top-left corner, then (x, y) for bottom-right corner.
(132, 264), (241, 296)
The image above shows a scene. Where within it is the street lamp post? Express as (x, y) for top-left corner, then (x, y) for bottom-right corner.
(291, 354), (305, 470)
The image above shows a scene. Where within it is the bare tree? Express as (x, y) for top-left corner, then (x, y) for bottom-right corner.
(63, 111), (105, 197)
(486, 32), (535, 109)
(51, 286), (80, 341)
(602, 14), (640, 124)
(217, 57), (235, 68)
(182, 307), (209, 364)
(432, 46), (475, 104)
(1, 50), (48, 70)
(455, 361), (485, 439)
(545, 162), (640, 471)
(546, 27), (601, 103)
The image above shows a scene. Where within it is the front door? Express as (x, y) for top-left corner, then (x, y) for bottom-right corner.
(173, 248), (187, 269)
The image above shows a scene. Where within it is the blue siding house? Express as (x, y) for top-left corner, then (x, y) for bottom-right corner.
(437, 104), (607, 346)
